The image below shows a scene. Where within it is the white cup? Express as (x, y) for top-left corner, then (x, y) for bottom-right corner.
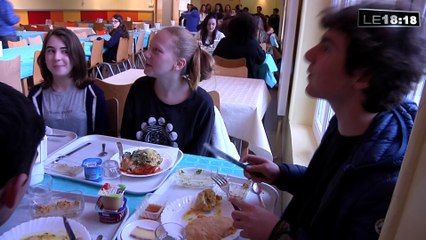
(144, 23), (150, 31)
(155, 22), (161, 30)
(170, 20), (176, 26)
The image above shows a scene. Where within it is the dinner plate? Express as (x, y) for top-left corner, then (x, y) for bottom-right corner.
(161, 195), (239, 240)
(110, 147), (177, 178)
(0, 216), (91, 240)
(120, 219), (160, 240)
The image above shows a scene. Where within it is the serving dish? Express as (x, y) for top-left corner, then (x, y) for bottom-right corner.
(0, 216), (90, 240)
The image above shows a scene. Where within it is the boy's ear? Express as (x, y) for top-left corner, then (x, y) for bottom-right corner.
(354, 69), (371, 90)
(0, 174), (28, 208)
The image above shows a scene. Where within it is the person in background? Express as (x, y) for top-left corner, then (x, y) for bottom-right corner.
(121, 27), (215, 156)
(181, 6), (200, 32)
(243, 7), (250, 13)
(224, 4), (232, 18)
(199, 4), (208, 23)
(195, 13), (225, 48)
(269, 8), (280, 36)
(205, 3), (212, 14)
(28, 27), (109, 137)
(179, 3), (193, 27)
(0, 83), (45, 225)
(235, 4), (243, 14)
(213, 12), (266, 78)
(214, 3), (224, 19)
(0, 0), (20, 49)
(102, 14), (129, 63)
(254, 6), (265, 18)
(230, 2), (426, 239)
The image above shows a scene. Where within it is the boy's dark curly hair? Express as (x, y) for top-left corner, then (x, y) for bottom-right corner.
(321, 2), (426, 112)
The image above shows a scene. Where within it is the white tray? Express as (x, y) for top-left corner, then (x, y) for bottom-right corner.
(47, 128), (78, 156)
(117, 167), (280, 240)
(43, 135), (183, 194)
(0, 191), (129, 240)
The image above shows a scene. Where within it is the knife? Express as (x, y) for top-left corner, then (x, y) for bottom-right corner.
(63, 216), (77, 240)
(203, 143), (247, 169)
(54, 142), (92, 162)
(204, 143), (264, 177)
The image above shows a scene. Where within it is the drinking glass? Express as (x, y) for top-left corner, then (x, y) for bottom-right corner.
(155, 222), (186, 240)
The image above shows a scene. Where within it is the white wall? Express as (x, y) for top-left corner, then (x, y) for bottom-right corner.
(10, 0), (151, 10)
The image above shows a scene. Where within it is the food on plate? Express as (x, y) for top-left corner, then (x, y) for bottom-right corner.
(33, 199), (83, 218)
(193, 189), (222, 212)
(185, 216), (236, 240)
(130, 226), (156, 240)
(23, 233), (69, 240)
(120, 148), (163, 175)
(48, 163), (83, 177)
(176, 168), (214, 188)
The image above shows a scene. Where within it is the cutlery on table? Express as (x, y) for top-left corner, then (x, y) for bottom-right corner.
(252, 182), (266, 208)
(116, 142), (123, 160)
(211, 174), (240, 210)
(46, 134), (67, 137)
(203, 143), (263, 178)
(54, 142), (92, 162)
(63, 216), (77, 240)
(98, 143), (108, 157)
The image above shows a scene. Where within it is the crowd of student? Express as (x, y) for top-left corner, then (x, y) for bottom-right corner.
(1, 2), (425, 240)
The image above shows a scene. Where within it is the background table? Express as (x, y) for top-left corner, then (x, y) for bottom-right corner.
(17, 31), (46, 43)
(0, 44), (42, 79)
(199, 75), (273, 160)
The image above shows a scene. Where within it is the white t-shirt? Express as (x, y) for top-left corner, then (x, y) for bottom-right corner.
(195, 30), (225, 47)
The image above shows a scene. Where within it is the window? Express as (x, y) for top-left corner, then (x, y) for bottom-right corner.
(313, 79), (425, 143)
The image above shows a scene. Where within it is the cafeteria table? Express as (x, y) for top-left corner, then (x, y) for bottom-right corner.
(199, 75), (273, 160)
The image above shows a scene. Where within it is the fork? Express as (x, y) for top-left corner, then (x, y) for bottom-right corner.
(211, 174), (240, 210)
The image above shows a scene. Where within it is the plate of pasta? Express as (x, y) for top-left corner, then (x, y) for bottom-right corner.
(111, 147), (176, 178)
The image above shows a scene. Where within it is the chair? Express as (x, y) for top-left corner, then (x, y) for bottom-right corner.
(94, 79), (133, 133)
(0, 56), (22, 93)
(213, 56), (248, 78)
(93, 22), (105, 31)
(147, 31), (155, 48)
(32, 51), (43, 86)
(75, 32), (88, 39)
(208, 90), (221, 110)
(134, 31), (146, 69)
(127, 33), (135, 68)
(7, 39), (28, 48)
(88, 39), (113, 79)
(78, 23), (91, 27)
(104, 37), (130, 74)
(105, 97), (119, 137)
(28, 35), (43, 45)
(208, 91), (240, 160)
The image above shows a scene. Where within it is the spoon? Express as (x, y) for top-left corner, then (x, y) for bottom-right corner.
(98, 143), (107, 157)
(252, 182), (266, 208)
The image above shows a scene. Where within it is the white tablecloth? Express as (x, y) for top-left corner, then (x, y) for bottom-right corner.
(102, 69), (146, 85)
(199, 75), (272, 160)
